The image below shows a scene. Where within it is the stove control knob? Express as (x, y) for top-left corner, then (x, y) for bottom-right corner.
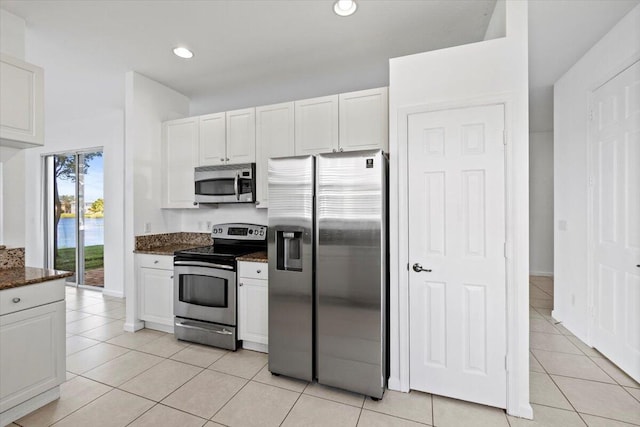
(249, 229), (253, 235)
(212, 229), (217, 234)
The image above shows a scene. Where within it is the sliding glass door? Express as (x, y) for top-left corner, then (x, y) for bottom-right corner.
(45, 150), (104, 288)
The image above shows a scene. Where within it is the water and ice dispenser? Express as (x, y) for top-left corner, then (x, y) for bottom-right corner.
(276, 230), (303, 272)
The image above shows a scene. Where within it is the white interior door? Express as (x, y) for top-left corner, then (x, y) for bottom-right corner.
(408, 104), (506, 408)
(590, 60), (640, 382)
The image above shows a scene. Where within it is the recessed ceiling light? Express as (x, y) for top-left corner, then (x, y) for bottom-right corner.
(334, 0), (357, 17)
(173, 47), (194, 59)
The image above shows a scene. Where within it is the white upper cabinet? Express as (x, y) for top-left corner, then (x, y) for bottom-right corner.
(255, 102), (295, 208)
(339, 87), (388, 152)
(0, 54), (44, 147)
(199, 112), (226, 166)
(162, 117), (199, 209)
(226, 107), (256, 164)
(294, 95), (339, 155)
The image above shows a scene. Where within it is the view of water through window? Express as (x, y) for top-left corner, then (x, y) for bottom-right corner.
(50, 151), (104, 287)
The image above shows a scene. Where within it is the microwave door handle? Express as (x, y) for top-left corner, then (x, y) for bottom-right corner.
(234, 173), (240, 201)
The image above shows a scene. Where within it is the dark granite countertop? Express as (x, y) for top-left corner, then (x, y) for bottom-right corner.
(0, 267), (74, 290)
(134, 244), (205, 256)
(236, 251), (268, 263)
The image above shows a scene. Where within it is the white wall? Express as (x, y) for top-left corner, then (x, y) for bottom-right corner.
(0, 9), (25, 59)
(553, 4), (640, 342)
(23, 111), (125, 299)
(179, 206), (267, 232)
(0, 9), (26, 248)
(389, 0), (530, 417)
(529, 131), (553, 276)
(483, 0), (506, 41)
(0, 147), (25, 247)
(123, 71), (189, 330)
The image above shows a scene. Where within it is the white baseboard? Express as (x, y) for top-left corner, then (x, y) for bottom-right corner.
(144, 321), (174, 334)
(123, 321), (144, 332)
(102, 289), (124, 298)
(388, 376), (403, 392)
(530, 271), (553, 277)
(242, 341), (268, 353)
(507, 403), (533, 420)
(0, 386), (60, 426)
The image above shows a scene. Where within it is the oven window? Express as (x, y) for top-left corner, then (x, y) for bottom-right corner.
(196, 179), (235, 196)
(179, 274), (227, 308)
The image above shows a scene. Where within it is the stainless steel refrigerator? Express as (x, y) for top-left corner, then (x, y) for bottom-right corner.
(268, 149), (387, 399)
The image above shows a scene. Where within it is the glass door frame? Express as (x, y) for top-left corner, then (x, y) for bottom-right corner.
(44, 147), (103, 289)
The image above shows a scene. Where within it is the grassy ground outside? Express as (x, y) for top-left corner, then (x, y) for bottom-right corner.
(55, 244), (104, 271)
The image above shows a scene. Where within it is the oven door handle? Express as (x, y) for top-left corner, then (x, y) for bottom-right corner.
(175, 321), (234, 335)
(174, 260), (234, 270)
(234, 173), (240, 201)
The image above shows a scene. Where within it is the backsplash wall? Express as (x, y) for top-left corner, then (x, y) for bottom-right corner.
(179, 204), (268, 233)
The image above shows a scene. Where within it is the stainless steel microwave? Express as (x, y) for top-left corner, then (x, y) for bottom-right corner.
(194, 163), (256, 204)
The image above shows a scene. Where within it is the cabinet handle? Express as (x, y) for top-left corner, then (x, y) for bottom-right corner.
(332, 149), (337, 153)
(220, 158), (225, 162)
(239, 282), (243, 287)
(154, 260), (159, 264)
(226, 158), (230, 161)
(339, 148), (344, 152)
(12, 297), (21, 303)
(193, 202), (198, 206)
(255, 201), (260, 205)
(257, 269), (261, 274)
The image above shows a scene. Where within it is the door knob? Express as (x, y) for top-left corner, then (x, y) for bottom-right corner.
(412, 263), (432, 273)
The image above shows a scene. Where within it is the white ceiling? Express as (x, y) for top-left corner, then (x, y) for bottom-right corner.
(1, 0), (639, 133)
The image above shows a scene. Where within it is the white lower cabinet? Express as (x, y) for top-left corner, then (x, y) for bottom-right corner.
(238, 261), (268, 352)
(0, 279), (65, 426)
(136, 254), (174, 333)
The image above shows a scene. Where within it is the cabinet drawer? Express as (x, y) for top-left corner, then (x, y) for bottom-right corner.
(238, 261), (268, 280)
(136, 254), (174, 270)
(0, 279), (65, 316)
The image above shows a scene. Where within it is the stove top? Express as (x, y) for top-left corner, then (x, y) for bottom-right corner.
(175, 245), (260, 258)
(173, 223), (267, 268)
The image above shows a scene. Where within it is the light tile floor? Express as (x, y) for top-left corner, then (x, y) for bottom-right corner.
(10, 278), (640, 426)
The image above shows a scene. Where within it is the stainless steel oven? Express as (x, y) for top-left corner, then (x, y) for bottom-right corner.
(173, 261), (237, 349)
(194, 163), (256, 204)
(173, 223), (267, 351)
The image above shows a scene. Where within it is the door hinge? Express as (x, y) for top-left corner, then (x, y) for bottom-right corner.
(505, 355), (508, 371)
(407, 263), (410, 271)
(503, 242), (508, 258)
(589, 109), (594, 122)
(502, 130), (507, 145)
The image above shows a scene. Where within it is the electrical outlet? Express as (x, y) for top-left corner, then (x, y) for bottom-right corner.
(144, 222), (151, 233)
(206, 221), (212, 231)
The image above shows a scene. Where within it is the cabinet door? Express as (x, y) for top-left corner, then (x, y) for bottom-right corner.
(294, 95), (339, 155)
(0, 54), (44, 146)
(199, 112), (227, 166)
(339, 87), (388, 152)
(238, 277), (268, 345)
(138, 266), (174, 326)
(255, 102), (295, 208)
(0, 301), (65, 413)
(162, 117), (199, 208)
(226, 108), (256, 164)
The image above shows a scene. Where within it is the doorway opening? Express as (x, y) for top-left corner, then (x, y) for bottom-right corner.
(44, 149), (104, 288)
